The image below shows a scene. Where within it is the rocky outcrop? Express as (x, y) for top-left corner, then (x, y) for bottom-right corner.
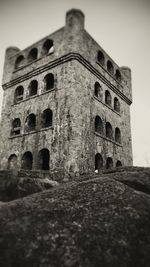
(0, 170), (59, 202)
(0, 168), (150, 267)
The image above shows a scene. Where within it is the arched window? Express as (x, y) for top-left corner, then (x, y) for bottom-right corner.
(27, 48), (38, 63)
(42, 39), (54, 56)
(95, 116), (103, 134)
(21, 151), (33, 170)
(106, 122), (113, 139)
(106, 157), (113, 169)
(44, 73), (54, 91)
(25, 113), (36, 132)
(41, 109), (53, 128)
(94, 82), (102, 100)
(114, 97), (120, 112)
(28, 80), (38, 97)
(15, 55), (24, 69)
(116, 160), (122, 167)
(107, 60), (114, 75)
(38, 148), (50, 170)
(105, 90), (112, 106)
(115, 127), (121, 143)
(14, 86), (24, 103)
(97, 51), (105, 65)
(116, 69), (121, 82)
(11, 118), (21, 135)
(95, 153), (103, 172)
(8, 154), (17, 169)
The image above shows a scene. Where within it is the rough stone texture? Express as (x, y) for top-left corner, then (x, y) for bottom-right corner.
(0, 9), (133, 174)
(0, 169), (150, 267)
(102, 166), (150, 195)
(0, 170), (59, 202)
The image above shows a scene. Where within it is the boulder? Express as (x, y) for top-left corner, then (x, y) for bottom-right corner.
(0, 172), (150, 267)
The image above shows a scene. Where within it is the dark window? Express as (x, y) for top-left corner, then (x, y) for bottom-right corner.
(106, 122), (113, 139)
(15, 55), (24, 69)
(11, 118), (21, 135)
(97, 51), (104, 65)
(116, 69), (121, 82)
(107, 60), (114, 75)
(41, 109), (53, 128)
(95, 153), (103, 172)
(95, 116), (103, 134)
(21, 151), (33, 170)
(106, 157), (113, 169)
(8, 154), (17, 169)
(38, 148), (50, 170)
(28, 80), (38, 96)
(28, 48), (38, 63)
(105, 90), (111, 106)
(94, 82), (99, 98)
(114, 97), (120, 112)
(115, 127), (121, 143)
(44, 73), (54, 91)
(94, 82), (102, 100)
(42, 39), (54, 56)
(15, 86), (24, 103)
(116, 160), (122, 167)
(25, 113), (36, 132)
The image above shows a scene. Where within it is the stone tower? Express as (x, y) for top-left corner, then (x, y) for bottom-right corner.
(0, 9), (133, 176)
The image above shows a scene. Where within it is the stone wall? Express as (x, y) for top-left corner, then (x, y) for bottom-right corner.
(0, 9), (133, 175)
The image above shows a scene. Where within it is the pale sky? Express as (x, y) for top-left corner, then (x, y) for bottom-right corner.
(0, 0), (150, 166)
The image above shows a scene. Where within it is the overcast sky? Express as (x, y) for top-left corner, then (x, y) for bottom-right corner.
(0, 0), (150, 166)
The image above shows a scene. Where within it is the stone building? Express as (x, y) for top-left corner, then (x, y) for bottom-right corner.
(0, 9), (132, 175)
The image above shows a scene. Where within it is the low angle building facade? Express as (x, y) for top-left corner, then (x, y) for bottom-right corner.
(0, 9), (133, 175)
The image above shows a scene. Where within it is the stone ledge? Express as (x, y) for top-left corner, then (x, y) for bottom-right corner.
(2, 52), (132, 105)
(94, 131), (122, 147)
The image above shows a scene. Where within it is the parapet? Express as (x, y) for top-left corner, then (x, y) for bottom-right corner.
(5, 47), (20, 58)
(121, 66), (132, 89)
(2, 46), (20, 85)
(65, 9), (85, 31)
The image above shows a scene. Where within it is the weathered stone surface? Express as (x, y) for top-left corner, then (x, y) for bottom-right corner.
(0, 170), (150, 267)
(102, 166), (150, 195)
(0, 9), (132, 175)
(0, 175), (58, 202)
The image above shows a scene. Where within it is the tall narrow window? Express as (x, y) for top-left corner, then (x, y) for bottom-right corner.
(44, 73), (54, 91)
(106, 122), (113, 139)
(94, 82), (103, 100)
(15, 55), (24, 69)
(97, 51), (105, 65)
(114, 97), (120, 112)
(28, 80), (38, 97)
(11, 118), (21, 135)
(25, 113), (36, 132)
(21, 151), (33, 170)
(38, 148), (50, 170)
(107, 60), (114, 75)
(106, 157), (113, 169)
(115, 127), (121, 143)
(14, 86), (24, 103)
(116, 69), (121, 82)
(105, 90), (112, 106)
(28, 48), (38, 63)
(41, 109), (53, 128)
(42, 39), (54, 56)
(95, 153), (103, 172)
(95, 116), (103, 134)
